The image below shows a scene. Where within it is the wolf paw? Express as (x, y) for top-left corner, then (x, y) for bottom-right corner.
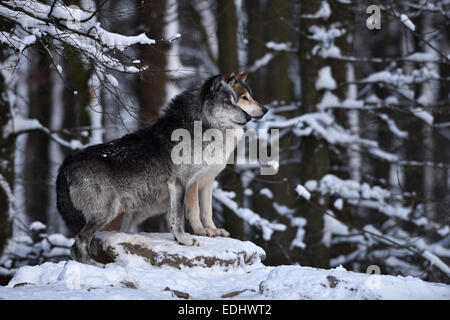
(194, 227), (215, 237)
(205, 228), (230, 237)
(215, 228), (230, 237)
(84, 259), (105, 268)
(176, 233), (200, 246)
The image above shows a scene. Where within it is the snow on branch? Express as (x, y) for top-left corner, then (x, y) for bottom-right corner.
(304, 174), (412, 221)
(272, 202), (307, 249)
(247, 53), (275, 73)
(261, 110), (404, 163)
(2, 115), (85, 150)
(0, 0), (155, 73)
(400, 14), (416, 31)
(301, 1), (331, 20)
(294, 183), (450, 279)
(360, 67), (441, 86)
(213, 186), (286, 241)
(0, 173), (16, 218)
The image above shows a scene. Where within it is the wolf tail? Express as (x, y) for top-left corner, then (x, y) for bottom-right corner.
(56, 170), (85, 236)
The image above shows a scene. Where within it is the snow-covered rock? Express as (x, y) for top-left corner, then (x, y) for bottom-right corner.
(2, 261), (449, 300)
(259, 266), (450, 300)
(89, 232), (266, 270)
(1, 231), (449, 300)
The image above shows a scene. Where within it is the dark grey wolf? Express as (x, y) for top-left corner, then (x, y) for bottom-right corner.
(184, 72), (268, 237)
(56, 75), (251, 265)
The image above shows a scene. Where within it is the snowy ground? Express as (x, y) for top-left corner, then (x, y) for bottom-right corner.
(1, 260), (449, 300)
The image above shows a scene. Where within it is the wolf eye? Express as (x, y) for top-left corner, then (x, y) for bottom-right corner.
(242, 96), (249, 101)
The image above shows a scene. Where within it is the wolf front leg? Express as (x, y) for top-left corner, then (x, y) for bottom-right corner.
(167, 177), (199, 246)
(185, 181), (217, 237)
(199, 179), (230, 237)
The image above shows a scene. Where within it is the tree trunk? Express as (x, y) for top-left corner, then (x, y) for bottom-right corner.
(263, 0), (292, 103)
(215, 0), (245, 239)
(0, 46), (14, 256)
(244, 0), (265, 98)
(136, 0), (169, 232)
(138, 0), (168, 127)
(23, 47), (51, 225)
(216, 0), (239, 73)
(296, 0), (330, 268)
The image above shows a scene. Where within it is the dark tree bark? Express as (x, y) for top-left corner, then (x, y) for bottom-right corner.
(0, 45), (13, 256)
(296, 0), (330, 268)
(215, 0), (244, 239)
(137, 0), (169, 127)
(263, 0), (293, 103)
(23, 47), (52, 225)
(216, 0), (239, 73)
(136, 0), (169, 232)
(244, 0), (265, 98)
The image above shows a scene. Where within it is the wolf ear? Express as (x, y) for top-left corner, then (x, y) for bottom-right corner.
(236, 72), (248, 82)
(224, 72), (236, 80)
(224, 72), (236, 86)
(211, 75), (223, 91)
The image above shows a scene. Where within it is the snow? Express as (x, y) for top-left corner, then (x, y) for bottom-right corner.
(2, 260), (449, 300)
(423, 251), (450, 277)
(412, 108), (434, 125)
(3, 114), (86, 151)
(317, 91), (339, 110)
(315, 66), (337, 91)
(266, 42), (294, 52)
(166, 33), (181, 42)
(290, 218), (307, 249)
(247, 53), (275, 73)
(305, 174), (415, 221)
(333, 198), (343, 210)
(29, 221), (46, 232)
(213, 187), (286, 241)
(323, 214), (349, 247)
(295, 184), (311, 200)
(0, 32), (36, 53)
(0, 0), (155, 73)
(272, 203), (306, 250)
(259, 265), (450, 300)
(259, 188), (273, 199)
(437, 226), (450, 237)
(301, 1), (331, 20)
(273, 203), (295, 216)
(46, 234), (74, 248)
(378, 113), (408, 139)
(105, 74), (119, 88)
(362, 67), (439, 86)
(94, 232), (265, 269)
(0, 173), (15, 217)
(400, 14), (416, 31)
(2, 116), (43, 138)
(405, 52), (438, 62)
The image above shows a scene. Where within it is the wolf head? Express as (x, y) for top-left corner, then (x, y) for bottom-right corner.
(201, 75), (251, 129)
(224, 72), (268, 119)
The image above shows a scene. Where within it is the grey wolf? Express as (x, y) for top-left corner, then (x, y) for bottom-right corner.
(56, 75), (251, 265)
(184, 72), (267, 237)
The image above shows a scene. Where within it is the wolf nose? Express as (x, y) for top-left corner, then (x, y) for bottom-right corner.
(263, 107), (269, 114)
(245, 113), (251, 122)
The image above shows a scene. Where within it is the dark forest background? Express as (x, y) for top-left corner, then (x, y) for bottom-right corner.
(0, 0), (449, 284)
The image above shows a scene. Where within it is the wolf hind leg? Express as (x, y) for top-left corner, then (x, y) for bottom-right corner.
(71, 219), (107, 267)
(72, 197), (122, 266)
(168, 178), (199, 246)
